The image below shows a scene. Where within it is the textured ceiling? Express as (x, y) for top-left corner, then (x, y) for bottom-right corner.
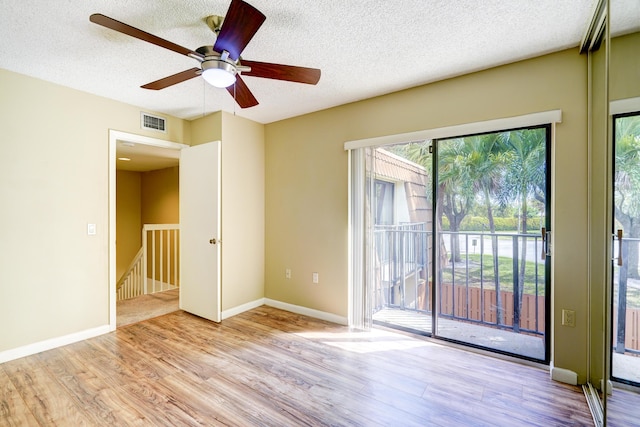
(2, 0), (635, 125)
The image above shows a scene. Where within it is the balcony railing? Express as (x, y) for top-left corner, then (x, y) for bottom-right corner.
(373, 225), (640, 356)
(373, 224), (546, 337)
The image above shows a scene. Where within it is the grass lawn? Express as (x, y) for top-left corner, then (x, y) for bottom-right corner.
(440, 253), (546, 296)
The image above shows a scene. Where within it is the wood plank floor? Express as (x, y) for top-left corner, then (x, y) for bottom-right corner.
(607, 387), (640, 427)
(1, 306), (596, 426)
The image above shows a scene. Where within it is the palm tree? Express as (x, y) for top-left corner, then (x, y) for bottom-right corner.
(499, 128), (547, 313)
(464, 133), (509, 323)
(434, 138), (479, 263)
(614, 114), (640, 278)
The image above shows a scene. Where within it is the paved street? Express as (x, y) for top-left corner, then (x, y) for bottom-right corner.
(442, 232), (545, 263)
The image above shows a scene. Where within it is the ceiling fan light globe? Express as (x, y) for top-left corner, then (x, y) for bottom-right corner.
(202, 60), (237, 88)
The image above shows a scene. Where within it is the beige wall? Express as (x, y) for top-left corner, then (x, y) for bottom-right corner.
(190, 111), (265, 312)
(0, 69), (188, 353)
(220, 112), (265, 310)
(265, 48), (590, 380)
(141, 166), (179, 224)
(116, 170), (142, 280)
(610, 32), (640, 102)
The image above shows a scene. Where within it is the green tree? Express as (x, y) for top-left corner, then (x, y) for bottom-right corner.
(614, 115), (640, 278)
(436, 138), (478, 262)
(499, 128), (547, 307)
(463, 133), (509, 323)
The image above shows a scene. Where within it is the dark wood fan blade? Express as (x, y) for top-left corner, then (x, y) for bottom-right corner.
(90, 14), (203, 59)
(141, 68), (201, 90)
(213, 0), (266, 60)
(226, 75), (259, 108)
(241, 60), (321, 85)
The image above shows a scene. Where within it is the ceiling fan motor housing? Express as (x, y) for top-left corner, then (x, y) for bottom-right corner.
(197, 45), (238, 87)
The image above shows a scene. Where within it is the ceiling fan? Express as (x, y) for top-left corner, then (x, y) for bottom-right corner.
(89, 0), (321, 108)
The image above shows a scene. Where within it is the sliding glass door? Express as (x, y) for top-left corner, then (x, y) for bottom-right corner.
(368, 125), (551, 363)
(369, 146), (434, 331)
(611, 111), (640, 386)
(433, 127), (550, 362)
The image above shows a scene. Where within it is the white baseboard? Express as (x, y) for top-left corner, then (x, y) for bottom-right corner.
(264, 298), (348, 325)
(0, 325), (111, 364)
(222, 298), (266, 320)
(600, 378), (613, 395)
(550, 362), (578, 385)
(221, 298), (348, 326)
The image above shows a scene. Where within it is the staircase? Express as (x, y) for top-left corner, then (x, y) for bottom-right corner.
(117, 224), (180, 301)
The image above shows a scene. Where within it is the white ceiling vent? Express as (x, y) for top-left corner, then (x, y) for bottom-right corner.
(141, 112), (167, 133)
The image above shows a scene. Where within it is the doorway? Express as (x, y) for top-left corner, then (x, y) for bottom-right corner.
(108, 130), (187, 330)
(357, 124), (551, 363)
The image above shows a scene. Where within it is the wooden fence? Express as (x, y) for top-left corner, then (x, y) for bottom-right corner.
(613, 307), (640, 351)
(417, 281), (545, 334)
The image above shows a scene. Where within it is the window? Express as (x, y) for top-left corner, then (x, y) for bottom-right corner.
(374, 180), (394, 225)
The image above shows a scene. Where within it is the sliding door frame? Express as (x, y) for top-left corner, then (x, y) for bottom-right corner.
(346, 110), (561, 363)
(430, 124), (552, 364)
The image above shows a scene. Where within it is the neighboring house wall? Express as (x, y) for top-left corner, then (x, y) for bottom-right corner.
(375, 148), (430, 226)
(264, 47), (589, 381)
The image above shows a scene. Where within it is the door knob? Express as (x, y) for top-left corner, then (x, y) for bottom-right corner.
(209, 238), (217, 245)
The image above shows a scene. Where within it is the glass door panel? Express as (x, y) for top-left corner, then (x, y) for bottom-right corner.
(612, 112), (640, 386)
(434, 127), (550, 362)
(370, 144), (434, 334)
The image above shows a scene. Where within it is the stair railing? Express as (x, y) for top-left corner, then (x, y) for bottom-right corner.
(116, 246), (144, 300)
(117, 224), (180, 301)
(142, 224), (180, 295)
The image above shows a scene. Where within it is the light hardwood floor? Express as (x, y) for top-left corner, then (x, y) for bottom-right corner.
(2, 306), (597, 426)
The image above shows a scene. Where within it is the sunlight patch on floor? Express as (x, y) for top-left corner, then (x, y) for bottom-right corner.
(296, 328), (435, 354)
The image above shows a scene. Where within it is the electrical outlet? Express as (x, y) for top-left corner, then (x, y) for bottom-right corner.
(312, 272), (319, 284)
(562, 309), (576, 327)
(285, 269), (291, 279)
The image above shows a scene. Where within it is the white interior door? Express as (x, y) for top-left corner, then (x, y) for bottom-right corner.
(180, 141), (221, 322)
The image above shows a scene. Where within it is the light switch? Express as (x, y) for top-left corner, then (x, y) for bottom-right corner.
(87, 223), (97, 235)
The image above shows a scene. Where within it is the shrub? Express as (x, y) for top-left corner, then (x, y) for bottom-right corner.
(440, 216), (519, 232)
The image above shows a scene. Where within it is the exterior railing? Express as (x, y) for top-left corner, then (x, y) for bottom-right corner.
(373, 226), (640, 353)
(373, 225), (546, 336)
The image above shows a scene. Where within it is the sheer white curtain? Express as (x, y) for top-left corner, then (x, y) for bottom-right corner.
(348, 147), (375, 329)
